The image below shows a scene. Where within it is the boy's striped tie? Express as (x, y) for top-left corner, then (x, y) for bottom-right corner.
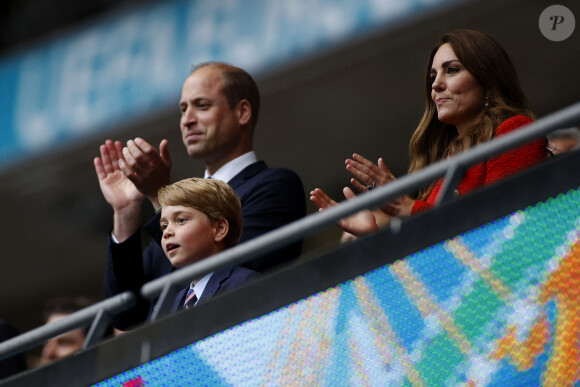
(184, 286), (197, 309)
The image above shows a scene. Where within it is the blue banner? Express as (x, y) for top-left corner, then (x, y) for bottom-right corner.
(0, 0), (459, 169)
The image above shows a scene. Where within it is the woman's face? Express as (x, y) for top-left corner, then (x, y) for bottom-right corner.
(430, 43), (484, 134)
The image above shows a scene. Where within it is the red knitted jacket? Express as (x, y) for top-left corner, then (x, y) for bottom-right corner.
(411, 115), (546, 214)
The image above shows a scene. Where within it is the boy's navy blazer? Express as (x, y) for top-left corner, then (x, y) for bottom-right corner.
(105, 161), (305, 329)
(169, 266), (259, 313)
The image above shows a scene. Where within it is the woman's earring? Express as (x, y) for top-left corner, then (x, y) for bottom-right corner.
(485, 94), (490, 109)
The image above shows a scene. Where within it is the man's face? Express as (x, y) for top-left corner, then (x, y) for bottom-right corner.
(39, 314), (85, 365)
(179, 66), (244, 167)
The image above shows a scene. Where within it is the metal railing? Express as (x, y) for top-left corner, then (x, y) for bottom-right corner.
(0, 100), (578, 364)
(0, 292), (135, 362)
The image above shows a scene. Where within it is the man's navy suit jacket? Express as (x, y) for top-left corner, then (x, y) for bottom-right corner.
(105, 161), (305, 329)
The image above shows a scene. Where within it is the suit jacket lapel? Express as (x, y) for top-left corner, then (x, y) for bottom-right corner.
(171, 266), (242, 312)
(227, 161), (266, 190)
(197, 268), (235, 304)
(172, 287), (188, 312)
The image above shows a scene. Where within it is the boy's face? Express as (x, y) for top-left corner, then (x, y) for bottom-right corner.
(160, 205), (223, 268)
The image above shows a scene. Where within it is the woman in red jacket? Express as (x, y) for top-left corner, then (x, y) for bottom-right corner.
(311, 29), (546, 237)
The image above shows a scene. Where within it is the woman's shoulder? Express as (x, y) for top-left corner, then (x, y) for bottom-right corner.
(495, 115), (534, 136)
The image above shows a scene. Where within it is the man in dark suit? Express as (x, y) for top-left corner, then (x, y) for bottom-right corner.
(94, 62), (305, 329)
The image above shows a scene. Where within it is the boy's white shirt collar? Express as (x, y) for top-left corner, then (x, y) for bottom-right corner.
(191, 272), (214, 305)
(204, 151), (257, 183)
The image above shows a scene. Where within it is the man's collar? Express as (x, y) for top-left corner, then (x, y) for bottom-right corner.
(204, 151), (257, 183)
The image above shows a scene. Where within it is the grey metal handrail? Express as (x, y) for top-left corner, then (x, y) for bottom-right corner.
(0, 292), (136, 362)
(142, 101), (580, 320)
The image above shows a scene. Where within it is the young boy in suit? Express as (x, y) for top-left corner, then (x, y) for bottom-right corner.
(157, 177), (258, 311)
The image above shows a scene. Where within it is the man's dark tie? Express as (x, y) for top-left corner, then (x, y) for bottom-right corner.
(184, 286), (197, 309)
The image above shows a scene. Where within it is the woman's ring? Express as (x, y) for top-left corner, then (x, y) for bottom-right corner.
(366, 181), (376, 190)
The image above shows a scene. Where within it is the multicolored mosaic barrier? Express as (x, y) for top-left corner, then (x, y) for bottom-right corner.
(96, 187), (580, 386)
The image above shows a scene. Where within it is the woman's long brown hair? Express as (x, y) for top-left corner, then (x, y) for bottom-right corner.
(408, 29), (533, 200)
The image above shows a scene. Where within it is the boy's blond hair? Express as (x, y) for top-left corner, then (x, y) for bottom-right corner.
(158, 178), (243, 248)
